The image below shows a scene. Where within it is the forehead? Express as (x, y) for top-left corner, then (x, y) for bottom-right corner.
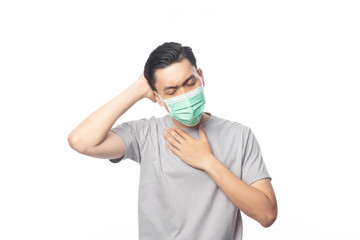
(154, 59), (197, 89)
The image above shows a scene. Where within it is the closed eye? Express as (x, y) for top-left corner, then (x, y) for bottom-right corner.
(187, 81), (196, 86)
(164, 76), (199, 96)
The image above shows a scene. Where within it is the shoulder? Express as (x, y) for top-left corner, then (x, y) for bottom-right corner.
(113, 114), (169, 131)
(209, 113), (250, 134)
(207, 113), (257, 145)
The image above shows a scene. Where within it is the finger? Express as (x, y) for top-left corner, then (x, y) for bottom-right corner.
(163, 132), (181, 149)
(173, 126), (189, 140)
(166, 127), (185, 142)
(166, 141), (181, 156)
(198, 124), (208, 142)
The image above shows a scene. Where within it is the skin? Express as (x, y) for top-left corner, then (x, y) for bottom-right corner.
(154, 59), (278, 227)
(153, 59), (210, 128)
(68, 58), (277, 228)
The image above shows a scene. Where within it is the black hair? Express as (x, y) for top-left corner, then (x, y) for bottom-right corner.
(143, 42), (198, 92)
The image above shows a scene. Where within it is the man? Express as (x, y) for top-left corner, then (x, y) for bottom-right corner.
(68, 42), (277, 239)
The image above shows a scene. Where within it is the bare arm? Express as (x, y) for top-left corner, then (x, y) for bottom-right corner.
(68, 74), (156, 159)
(205, 157), (277, 227)
(163, 125), (278, 227)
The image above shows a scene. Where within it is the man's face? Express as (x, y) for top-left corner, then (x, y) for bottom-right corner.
(153, 58), (204, 111)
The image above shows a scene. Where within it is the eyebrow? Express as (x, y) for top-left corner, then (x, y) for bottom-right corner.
(163, 74), (196, 92)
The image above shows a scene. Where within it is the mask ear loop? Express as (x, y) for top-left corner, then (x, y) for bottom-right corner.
(199, 77), (204, 87)
(156, 91), (175, 115)
(155, 91), (166, 106)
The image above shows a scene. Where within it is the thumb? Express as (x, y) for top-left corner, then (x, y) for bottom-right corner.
(198, 124), (208, 141)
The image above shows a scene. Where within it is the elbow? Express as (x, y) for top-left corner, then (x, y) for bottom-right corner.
(260, 207), (277, 228)
(261, 215), (277, 228)
(68, 132), (86, 153)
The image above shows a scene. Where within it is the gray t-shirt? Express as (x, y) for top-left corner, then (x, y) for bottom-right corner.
(109, 113), (271, 240)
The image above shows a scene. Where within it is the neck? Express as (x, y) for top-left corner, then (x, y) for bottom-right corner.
(171, 112), (211, 128)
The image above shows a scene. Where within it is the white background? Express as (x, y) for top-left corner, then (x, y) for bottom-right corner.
(1, 0), (359, 239)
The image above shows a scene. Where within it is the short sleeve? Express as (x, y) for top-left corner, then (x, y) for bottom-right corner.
(241, 127), (271, 185)
(108, 118), (150, 164)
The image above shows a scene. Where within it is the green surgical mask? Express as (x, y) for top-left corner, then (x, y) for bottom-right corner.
(157, 83), (206, 127)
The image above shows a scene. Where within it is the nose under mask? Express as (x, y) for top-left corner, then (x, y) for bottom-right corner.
(156, 85), (206, 126)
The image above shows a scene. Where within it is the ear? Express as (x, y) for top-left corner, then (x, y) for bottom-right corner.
(154, 90), (164, 107)
(197, 68), (205, 87)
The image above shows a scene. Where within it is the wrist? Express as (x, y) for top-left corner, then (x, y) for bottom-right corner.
(202, 154), (219, 173)
(129, 79), (148, 101)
